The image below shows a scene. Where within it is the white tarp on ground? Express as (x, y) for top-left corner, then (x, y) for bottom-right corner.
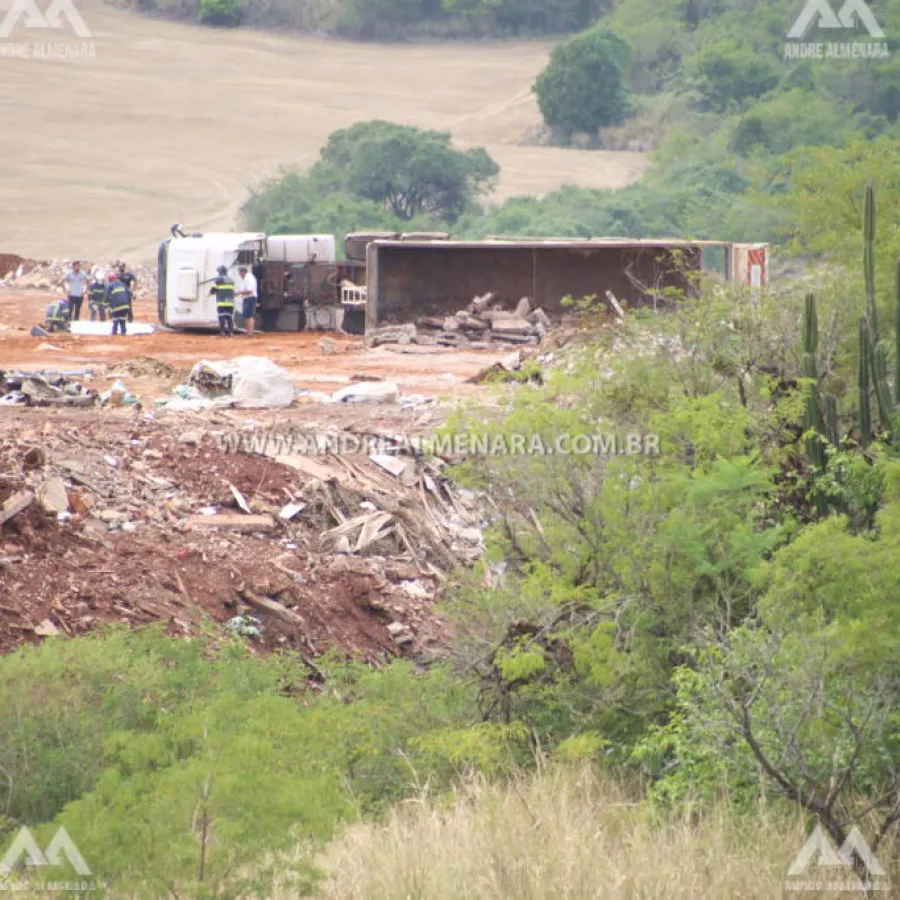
(187, 356), (295, 408)
(70, 321), (156, 336)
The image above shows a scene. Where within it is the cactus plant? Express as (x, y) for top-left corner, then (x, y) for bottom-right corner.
(857, 183), (896, 440)
(825, 395), (839, 447)
(803, 293), (826, 468)
(864, 183), (878, 335)
(859, 316), (872, 447)
(895, 259), (900, 404)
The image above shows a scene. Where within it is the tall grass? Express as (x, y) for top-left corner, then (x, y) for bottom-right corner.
(311, 766), (892, 899)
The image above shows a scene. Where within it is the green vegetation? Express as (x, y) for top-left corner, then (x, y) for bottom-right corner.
(126, 0), (613, 37)
(533, 26), (632, 139)
(242, 121), (498, 237)
(9, 183), (900, 894)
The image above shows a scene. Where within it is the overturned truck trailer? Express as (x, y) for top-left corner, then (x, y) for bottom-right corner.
(364, 239), (768, 329)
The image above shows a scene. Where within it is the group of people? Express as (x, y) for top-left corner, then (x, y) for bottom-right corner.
(45, 261), (137, 335)
(44, 259), (258, 338)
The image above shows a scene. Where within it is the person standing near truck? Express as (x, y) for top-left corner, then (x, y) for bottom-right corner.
(236, 265), (258, 335)
(62, 261), (89, 321)
(117, 262), (136, 322)
(88, 273), (108, 321)
(209, 265), (236, 336)
(106, 273), (130, 336)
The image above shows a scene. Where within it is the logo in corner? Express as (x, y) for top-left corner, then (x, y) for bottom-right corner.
(0, 826), (92, 877)
(0, 0), (92, 39)
(786, 823), (888, 891)
(787, 0), (885, 40)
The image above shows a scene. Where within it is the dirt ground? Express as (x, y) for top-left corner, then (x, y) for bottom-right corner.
(0, 284), (511, 663)
(0, 0), (649, 263)
(0, 289), (514, 399)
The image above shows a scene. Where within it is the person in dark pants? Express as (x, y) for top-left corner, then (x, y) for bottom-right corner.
(88, 275), (108, 321)
(63, 261), (89, 321)
(209, 265), (236, 336)
(44, 298), (71, 333)
(117, 263), (136, 322)
(106, 273), (130, 336)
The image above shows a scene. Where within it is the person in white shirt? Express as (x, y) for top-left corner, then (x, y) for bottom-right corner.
(62, 261), (90, 321)
(236, 266), (259, 335)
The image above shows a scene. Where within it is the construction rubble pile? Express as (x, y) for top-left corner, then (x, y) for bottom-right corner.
(0, 411), (488, 665)
(367, 293), (552, 349)
(0, 368), (143, 408)
(0, 255), (157, 299)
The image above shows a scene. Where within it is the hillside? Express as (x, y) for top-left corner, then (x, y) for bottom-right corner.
(0, 0), (647, 263)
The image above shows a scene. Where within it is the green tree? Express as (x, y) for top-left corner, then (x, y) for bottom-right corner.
(198, 0), (242, 26)
(310, 120), (498, 221)
(684, 36), (780, 112)
(729, 89), (862, 157)
(532, 26), (633, 138)
(647, 494), (900, 857)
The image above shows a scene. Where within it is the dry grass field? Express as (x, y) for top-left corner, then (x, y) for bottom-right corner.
(311, 767), (898, 899)
(0, 0), (648, 264)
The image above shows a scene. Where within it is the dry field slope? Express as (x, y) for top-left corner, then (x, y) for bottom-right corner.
(0, 0), (648, 264)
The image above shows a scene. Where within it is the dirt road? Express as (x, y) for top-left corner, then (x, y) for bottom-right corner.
(0, 288), (512, 399)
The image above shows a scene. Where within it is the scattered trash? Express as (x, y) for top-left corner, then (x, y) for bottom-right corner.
(0, 370), (97, 407)
(278, 502), (306, 521)
(226, 615), (262, 639)
(228, 482), (253, 515)
(161, 357), (295, 409)
(332, 381), (400, 404)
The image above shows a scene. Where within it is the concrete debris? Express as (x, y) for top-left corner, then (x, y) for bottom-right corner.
(0, 256), (157, 299)
(34, 619), (60, 637)
(370, 454), (408, 478)
(37, 477), (69, 514)
(1, 369), (99, 408)
(188, 513), (277, 532)
(0, 490), (34, 526)
(367, 323), (417, 348)
(0, 404), (486, 660)
(400, 295), (548, 348)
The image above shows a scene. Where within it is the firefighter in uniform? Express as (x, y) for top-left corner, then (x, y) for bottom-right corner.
(44, 298), (71, 333)
(117, 262), (136, 322)
(88, 274), (108, 321)
(106, 273), (131, 336)
(209, 265), (236, 336)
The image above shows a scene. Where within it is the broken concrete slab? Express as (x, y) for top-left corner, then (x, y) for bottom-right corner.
(0, 490), (34, 526)
(274, 455), (344, 483)
(188, 513), (276, 532)
(490, 316), (534, 336)
(38, 477), (69, 514)
(370, 454), (407, 478)
(34, 619), (60, 637)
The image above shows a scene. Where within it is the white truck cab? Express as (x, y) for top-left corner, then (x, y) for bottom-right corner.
(157, 231), (337, 329)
